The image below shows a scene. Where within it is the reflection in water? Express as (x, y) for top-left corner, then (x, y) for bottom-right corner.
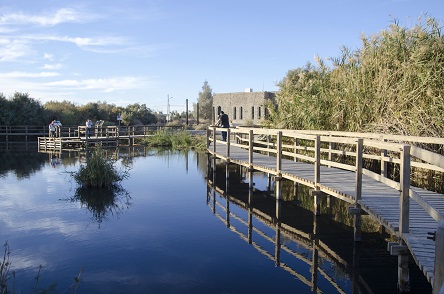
(68, 186), (132, 226)
(206, 159), (432, 294)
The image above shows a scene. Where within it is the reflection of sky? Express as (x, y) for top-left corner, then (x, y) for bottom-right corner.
(0, 149), (408, 293)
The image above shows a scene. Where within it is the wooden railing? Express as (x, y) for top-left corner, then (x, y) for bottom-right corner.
(0, 125), (184, 140)
(208, 126), (444, 219)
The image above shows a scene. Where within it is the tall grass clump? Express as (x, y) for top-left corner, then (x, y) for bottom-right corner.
(266, 16), (444, 137)
(142, 130), (206, 149)
(71, 147), (128, 188)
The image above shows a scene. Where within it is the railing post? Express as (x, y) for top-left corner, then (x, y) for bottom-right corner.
(381, 139), (388, 178)
(398, 144), (411, 293)
(355, 138), (363, 202)
(354, 138), (363, 242)
(206, 128), (210, 149)
(399, 145), (411, 234)
(433, 220), (444, 294)
(294, 137), (298, 162)
(249, 130), (254, 169)
(314, 135), (320, 186)
(213, 126), (217, 154)
(328, 134), (335, 167)
(226, 128), (231, 159)
(276, 131), (282, 175)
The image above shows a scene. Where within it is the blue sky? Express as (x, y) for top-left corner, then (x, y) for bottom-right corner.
(0, 0), (443, 113)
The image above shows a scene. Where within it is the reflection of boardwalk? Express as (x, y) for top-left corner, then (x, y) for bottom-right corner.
(206, 175), (366, 293)
(207, 127), (444, 292)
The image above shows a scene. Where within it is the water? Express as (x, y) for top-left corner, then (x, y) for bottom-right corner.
(0, 144), (432, 293)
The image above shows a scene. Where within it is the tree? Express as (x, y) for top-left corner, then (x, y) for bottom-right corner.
(194, 80), (213, 120)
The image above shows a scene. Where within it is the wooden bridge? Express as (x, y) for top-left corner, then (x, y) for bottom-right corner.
(206, 126), (444, 293)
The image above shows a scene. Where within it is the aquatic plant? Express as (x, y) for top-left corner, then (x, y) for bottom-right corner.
(71, 147), (129, 188)
(142, 130), (206, 149)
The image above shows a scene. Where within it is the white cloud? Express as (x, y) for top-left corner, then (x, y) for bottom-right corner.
(43, 53), (54, 60)
(46, 76), (147, 92)
(0, 8), (95, 26)
(0, 39), (33, 61)
(43, 63), (64, 70)
(0, 71), (60, 78)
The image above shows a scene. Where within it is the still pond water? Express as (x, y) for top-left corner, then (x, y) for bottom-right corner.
(0, 144), (432, 293)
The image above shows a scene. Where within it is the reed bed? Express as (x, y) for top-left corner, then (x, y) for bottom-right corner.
(266, 17), (444, 138)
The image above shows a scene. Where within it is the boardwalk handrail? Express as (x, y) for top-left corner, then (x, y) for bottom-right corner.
(209, 126), (444, 219)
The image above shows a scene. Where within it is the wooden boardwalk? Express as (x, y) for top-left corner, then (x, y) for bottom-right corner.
(36, 125), (184, 150)
(206, 126), (444, 293)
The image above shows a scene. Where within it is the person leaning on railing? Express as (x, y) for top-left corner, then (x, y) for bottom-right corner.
(215, 111), (230, 141)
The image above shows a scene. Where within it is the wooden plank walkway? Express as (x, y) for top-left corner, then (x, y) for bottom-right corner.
(208, 135), (444, 289)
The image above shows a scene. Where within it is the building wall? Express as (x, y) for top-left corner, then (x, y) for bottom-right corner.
(213, 91), (276, 126)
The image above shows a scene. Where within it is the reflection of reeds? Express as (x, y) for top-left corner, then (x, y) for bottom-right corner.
(1, 241), (82, 293)
(70, 186), (132, 225)
(1, 242), (11, 294)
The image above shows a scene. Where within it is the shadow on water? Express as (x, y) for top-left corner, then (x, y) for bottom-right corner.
(207, 159), (432, 294)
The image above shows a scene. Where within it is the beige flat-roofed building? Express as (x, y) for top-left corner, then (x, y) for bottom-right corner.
(213, 90), (276, 126)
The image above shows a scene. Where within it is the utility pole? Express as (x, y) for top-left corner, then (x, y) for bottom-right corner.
(167, 94), (172, 122)
(186, 99), (189, 126)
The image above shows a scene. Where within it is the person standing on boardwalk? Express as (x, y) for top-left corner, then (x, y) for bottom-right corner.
(216, 111), (230, 141)
(86, 119), (93, 138)
(49, 120), (56, 138)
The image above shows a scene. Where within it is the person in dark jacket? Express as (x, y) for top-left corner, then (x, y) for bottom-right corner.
(216, 111), (230, 141)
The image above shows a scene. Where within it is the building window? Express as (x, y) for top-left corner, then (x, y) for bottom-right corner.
(251, 106), (254, 119)
(258, 107), (261, 119)
(233, 107), (237, 120)
(240, 107), (243, 120)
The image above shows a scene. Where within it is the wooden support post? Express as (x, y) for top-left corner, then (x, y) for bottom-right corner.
(314, 135), (321, 187)
(248, 130), (254, 169)
(275, 176), (282, 200)
(395, 145), (411, 293)
(355, 138), (363, 202)
(328, 135), (334, 167)
(226, 128), (230, 159)
(381, 139), (388, 178)
(206, 128), (211, 149)
(399, 145), (411, 235)
(311, 214), (319, 292)
(276, 131), (282, 175)
(310, 189), (321, 216)
(353, 138), (363, 242)
(213, 126), (217, 154)
(294, 137), (298, 162)
(274, 198), (281, 267)
(433, 220), (444, 294)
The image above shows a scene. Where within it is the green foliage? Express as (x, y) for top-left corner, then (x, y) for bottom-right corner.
(0, 92), (46, 125)
(268, 16), (444, 137)
(194, 80), (213, 120)
(71, 148), (129, 188)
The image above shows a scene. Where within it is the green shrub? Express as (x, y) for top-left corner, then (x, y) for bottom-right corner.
(142, 130), (206, 149)
(71, 148), (129, 188)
